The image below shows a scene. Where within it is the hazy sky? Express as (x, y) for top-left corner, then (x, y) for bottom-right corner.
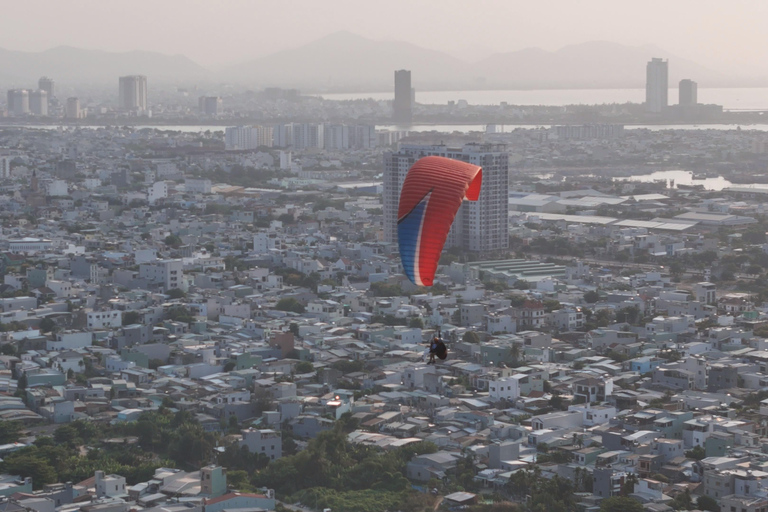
(2, 0), (766, 74)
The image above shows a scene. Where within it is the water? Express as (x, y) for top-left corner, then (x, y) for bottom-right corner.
(5, 123), (768, 134)
(615, 170), (768, 192)
(312, 87), (768, 110)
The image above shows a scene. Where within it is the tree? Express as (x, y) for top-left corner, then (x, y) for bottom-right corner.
(276, 298), (305, 314)
(697, 495), (719, 512)
(463, 331), (480, 344)
(685, 445), (706, 460)
(164, 234), (183, 248)
(223, 361), (236, 372)
(166, 288), (186, 300)
(40, 317), (57, 333)
(122, 311), (140, 326)
(289, 322), (300, 337)
(584, 290), (600, 304)
(295, 361), (314, 374)
(0, 421), (23, 444)
(408, 317), (424, 329)
(600, 496), (644, 512)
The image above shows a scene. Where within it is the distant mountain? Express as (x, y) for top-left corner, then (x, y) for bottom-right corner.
(0, 35), (754, 92)
(225, 33), (741, 91)
(474, 41), (729, 89)
(223, 31), (473, 90)
(0, 46), (209, 86)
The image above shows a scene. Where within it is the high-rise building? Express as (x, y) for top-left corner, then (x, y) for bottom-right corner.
(273, 123), (324, 150)
(645, 58), (668, 113)
(393, 70), (413, 123)
(38, 77), (55, 98)
(198, 96), (223, 116)
(679, 79), (698, 106)
(224, 126), (273, 150)
(65, 97), (81, 119)
(29, 90), (48, 116)
(118, 75), (148, 110)
(383, 143), (509, 254)
(7, 89), (29, 115)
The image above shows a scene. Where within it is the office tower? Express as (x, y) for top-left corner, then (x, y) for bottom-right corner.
(198, 96), (223, 115)
(679, 79), (698, 106)
(393, 70), (413, 123)
(29, 90), (48, 116)
(7, 89), (29, 115)
(645, 58), (668, 113)
(38, 77), (55, 98)
(118, 75), (148, 110)
(383, 143), (509, 254)
(65, 97), (81, 119)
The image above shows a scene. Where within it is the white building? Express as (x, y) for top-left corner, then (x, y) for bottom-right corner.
(147, 181), (168, 204)
(225, 126), (273, 150)
(46, 280), (72, 298)
(253, 232), (278, 254)
(139, 259), (183, 291)
(47, 180), (68, 197)
(95, 470), (126, 498)
(0, 156), (11, 179)
(240, 428), (282, 460)
(646, 58), (668, 113)
(8, 238), (52, 253)
(86, 310), (122, 330)
(383, 143), (509, 254)
(185, 178), (212, 194)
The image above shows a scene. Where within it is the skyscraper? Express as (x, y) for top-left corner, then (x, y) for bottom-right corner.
(7, 90), (29, 116)
(38, 77), (55, 98)
(65, 97), (81, 119)
(29, 90), (48, 116)
(645, 58), (668, 113)
(679, 79), (698, 106)
(384, 143), (509, 254)
(198, 96), (223, 116)
(393, 70), (413, 123)
(118, 75), (148, 110)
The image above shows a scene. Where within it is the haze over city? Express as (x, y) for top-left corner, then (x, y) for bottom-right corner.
(1, 0), (768, 88)
(4, 4), (768, 512)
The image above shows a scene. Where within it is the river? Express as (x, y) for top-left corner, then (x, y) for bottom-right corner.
(614, 170), (768, 192)
(5, 123), (768, 134)
(311, 87), (768, 110)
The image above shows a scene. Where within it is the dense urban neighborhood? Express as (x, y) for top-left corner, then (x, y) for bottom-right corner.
(2, 49), (768, 512)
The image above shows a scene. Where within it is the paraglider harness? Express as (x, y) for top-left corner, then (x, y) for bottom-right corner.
(427, 329), (448, 363)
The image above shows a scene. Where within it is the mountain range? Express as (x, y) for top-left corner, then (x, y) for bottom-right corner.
(0, 32), (760, 91)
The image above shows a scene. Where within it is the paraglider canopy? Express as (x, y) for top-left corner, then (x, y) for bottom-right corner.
(397, 156), (483, 286)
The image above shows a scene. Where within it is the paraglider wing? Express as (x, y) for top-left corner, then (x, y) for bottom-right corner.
(397, 156), (483, 286)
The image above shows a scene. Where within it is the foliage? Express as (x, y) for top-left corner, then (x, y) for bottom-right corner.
(408, 317), (424, 329)
(0, 421), (23, 444)
(599, 496), (644, 512)
(697, 495), (719, 512)
(164, 234), (183, 248)
(276, 298), (305, 314)
(166, 288), (186, 300)
(370, 281), (403, 297)
(122, 311), (141, 326)
(463, 331), (480, 344)
(583, 290), (600, 303)
(685, 445), (706, 460)
(253, 425), (437, 510)
(295, 361), (314, 373)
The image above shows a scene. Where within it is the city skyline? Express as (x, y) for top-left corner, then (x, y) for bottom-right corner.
(0, 0), (766, 82)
